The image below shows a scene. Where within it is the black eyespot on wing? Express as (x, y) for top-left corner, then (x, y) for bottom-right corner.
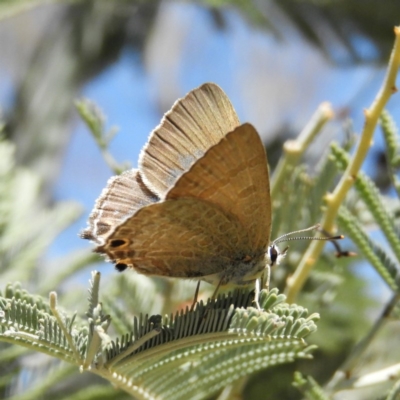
(110, 239), (127, 248)
(115, 263), (128, 272)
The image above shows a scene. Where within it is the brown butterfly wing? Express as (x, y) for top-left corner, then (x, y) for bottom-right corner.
(96, 198), (249, 278)
(167, 123), (271, 252)
(97, 123), (270, 279)
(81, 169), (158, 245)
(139, 83), (240, 198)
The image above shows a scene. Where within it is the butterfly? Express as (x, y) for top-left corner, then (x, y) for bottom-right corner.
(81, 83), (285, 297)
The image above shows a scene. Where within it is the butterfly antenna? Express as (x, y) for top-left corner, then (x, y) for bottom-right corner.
(273, 224), (344, 246)
(317, 226), (356, 257)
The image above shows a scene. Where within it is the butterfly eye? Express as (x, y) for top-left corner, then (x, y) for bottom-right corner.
(268, 245), (279, 266)
(115, 263), (128, 272)
(110, 239), (127, 248)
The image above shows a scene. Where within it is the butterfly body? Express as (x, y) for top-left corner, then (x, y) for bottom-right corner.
(201, 253), (269, 287)
(82, 83), (273, 290)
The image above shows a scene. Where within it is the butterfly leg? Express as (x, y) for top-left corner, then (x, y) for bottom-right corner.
(253, 279), (261, 310)
(190, 281), (201, 311)
(210, 276), (224, 302)
(263, 264), (271, 291)
(201, 276), (224, 319)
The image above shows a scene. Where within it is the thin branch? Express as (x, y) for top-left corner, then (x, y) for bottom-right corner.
(271, 102), (333, 200)
(49, 291), (82, 364)
(285, 26), (400, 302)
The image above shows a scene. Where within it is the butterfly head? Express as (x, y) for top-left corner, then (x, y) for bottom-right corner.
(266, 223), (344, 269)
(267, 244), (288, 267)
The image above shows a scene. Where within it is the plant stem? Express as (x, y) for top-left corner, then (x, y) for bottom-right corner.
(285, 26), (400, 303)
(271, 102), (333, 200)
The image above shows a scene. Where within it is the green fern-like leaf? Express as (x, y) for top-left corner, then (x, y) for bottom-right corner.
(293, 372), (330, 400)
(99, 289), (317, 400)
(0, 295), (87, 364)
(0, 136), (81, 285)
(0, 273), (319, 400)
(75, 98), (128, 174)
(380, 110), (400, 167)
(380, 110), (400, 198)
(337, 206), (399, 291)
(331, 141), (398, 229)
(331, 142), (400, 276)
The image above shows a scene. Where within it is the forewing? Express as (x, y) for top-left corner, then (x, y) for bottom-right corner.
(81, 169), (158, 245)
(139, 83), (240, 198)
(167, 123), (271, 252)
(96, 198), (252, 278)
